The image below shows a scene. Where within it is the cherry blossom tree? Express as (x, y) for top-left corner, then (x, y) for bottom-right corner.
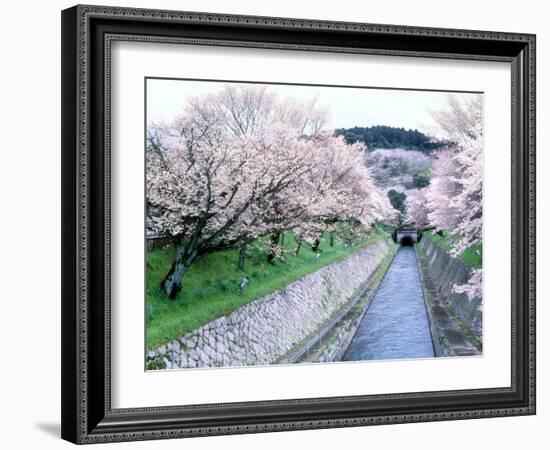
(289, 132), (394, 255)
(426, 94), (483, 300)
(147, 85), (395, 298)
(365, 148), (432, 189)
(404, 187), (430, 228)
(428, 95), (483, 253)
(147, 87), (319, 298)
(425, 149), (462, 230)
(454, 269), (482, 301)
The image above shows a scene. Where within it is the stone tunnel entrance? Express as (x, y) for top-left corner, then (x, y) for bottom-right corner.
(394, 229), (420, 246)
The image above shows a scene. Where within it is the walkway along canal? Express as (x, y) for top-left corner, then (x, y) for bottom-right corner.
(343, 246), (435, 361)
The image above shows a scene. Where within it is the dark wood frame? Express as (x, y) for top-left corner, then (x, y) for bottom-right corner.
(61, 4), (536, 444)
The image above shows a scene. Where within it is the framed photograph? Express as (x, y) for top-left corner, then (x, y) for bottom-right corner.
(61, 4), (536, 444)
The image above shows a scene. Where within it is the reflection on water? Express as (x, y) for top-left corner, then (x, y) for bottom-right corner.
(343, 246), (434, 361)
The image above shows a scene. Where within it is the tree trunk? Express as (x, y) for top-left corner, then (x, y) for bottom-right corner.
(267, 231), (281, 264)
(160, 241), (196, 299)
(295, 241), (302, 256)
(237, 242), (246, 271)
(329, 231), (334, 247)
(311, 237), (321, 253)
(161, 258), (189, 299)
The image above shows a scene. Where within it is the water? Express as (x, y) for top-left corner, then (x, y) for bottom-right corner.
(342, 246), (434, 361)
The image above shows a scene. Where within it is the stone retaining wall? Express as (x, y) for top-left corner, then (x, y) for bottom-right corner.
(147, 239), (392, 370)
(418, 238), (482, 340)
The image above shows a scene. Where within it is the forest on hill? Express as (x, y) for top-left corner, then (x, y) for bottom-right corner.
(335, 125), (448, 152)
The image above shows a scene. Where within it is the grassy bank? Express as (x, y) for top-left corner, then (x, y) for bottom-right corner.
(146, 226), (391, 349)
(422, 230), (482, 269)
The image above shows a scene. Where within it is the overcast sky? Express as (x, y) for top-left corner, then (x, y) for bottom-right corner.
(146, 78), (482, 137)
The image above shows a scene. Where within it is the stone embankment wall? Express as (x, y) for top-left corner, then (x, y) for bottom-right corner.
(147, 239), (392, 370)
(418, 238), (482, 340)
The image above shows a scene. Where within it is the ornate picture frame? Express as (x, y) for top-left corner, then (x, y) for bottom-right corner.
(61, 4), (536, 444)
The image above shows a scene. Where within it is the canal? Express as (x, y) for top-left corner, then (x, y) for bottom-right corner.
(342, 246), (434, 361)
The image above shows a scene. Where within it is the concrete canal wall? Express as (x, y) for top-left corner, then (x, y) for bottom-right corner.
(418, 238), (482, 340)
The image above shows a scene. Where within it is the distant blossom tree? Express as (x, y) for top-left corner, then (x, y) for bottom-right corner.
(365, 148), (432, 189)
(425, 149), (462, 230)
(404, 187), (430, 228)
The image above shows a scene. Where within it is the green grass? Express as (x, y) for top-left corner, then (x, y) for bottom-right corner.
(146, 225), (392, 349)
(423, 230), (482, 269)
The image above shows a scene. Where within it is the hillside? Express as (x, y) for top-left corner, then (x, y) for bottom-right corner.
(336, 125), (448, 153)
